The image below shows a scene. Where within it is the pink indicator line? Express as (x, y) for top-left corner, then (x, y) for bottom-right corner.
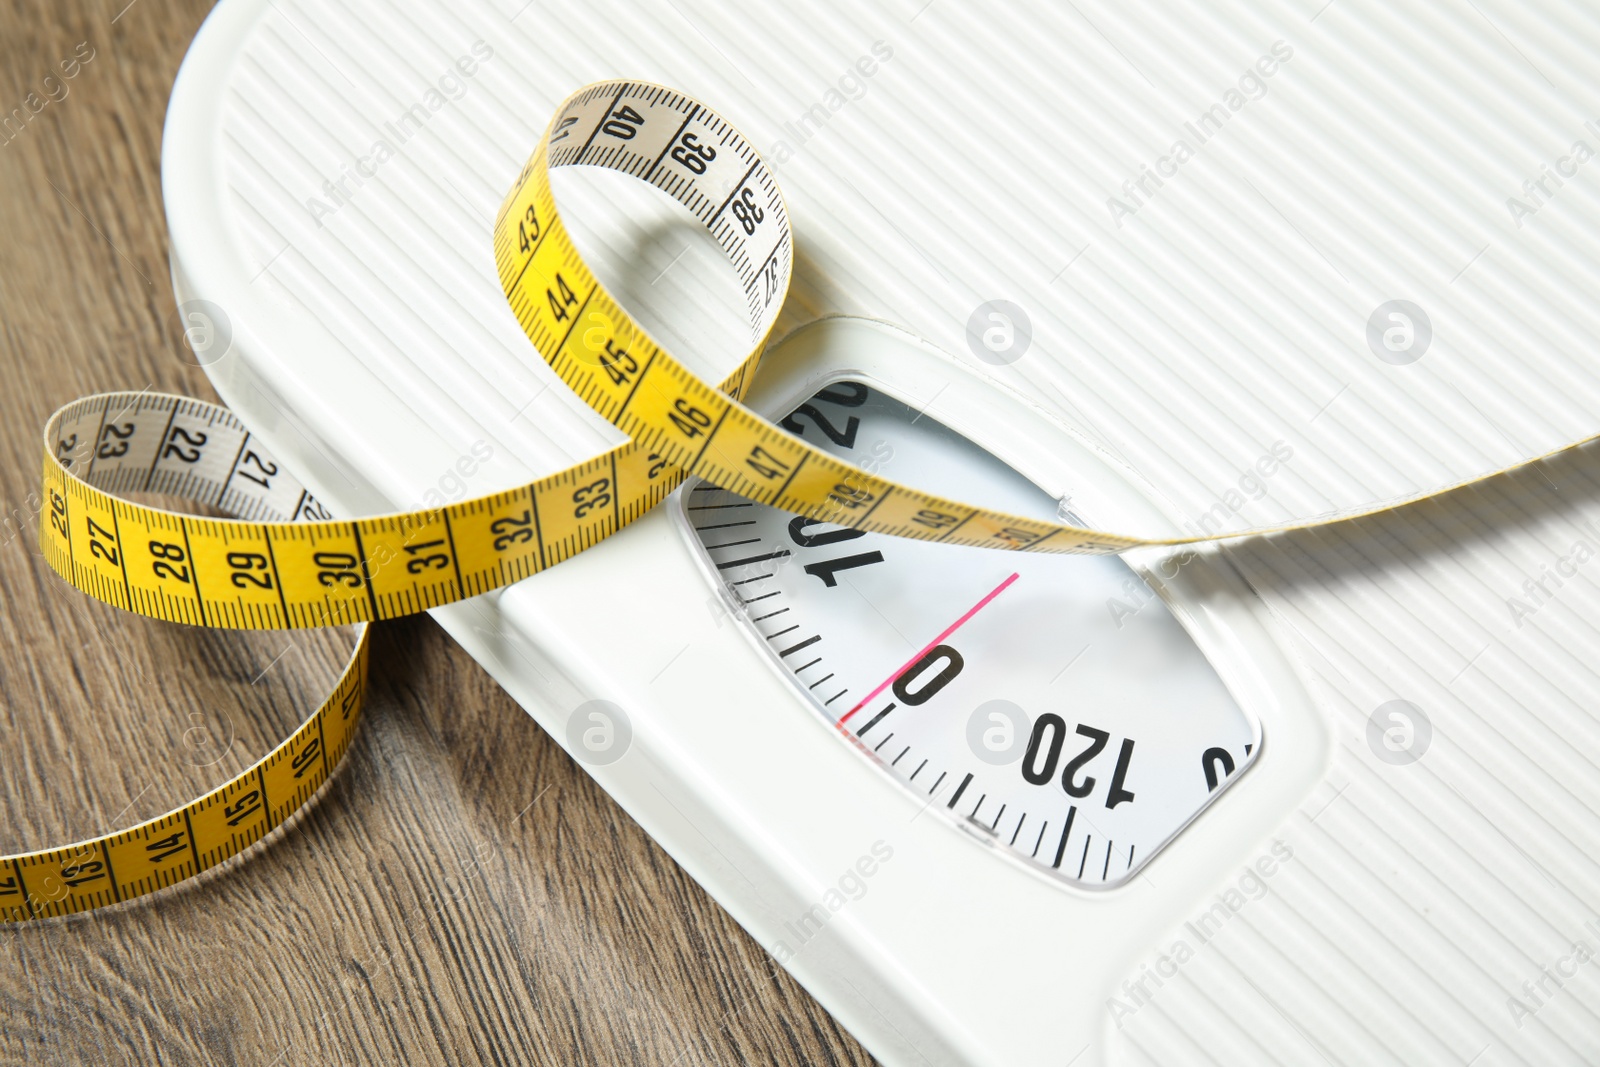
(837, 572), (1020, 726)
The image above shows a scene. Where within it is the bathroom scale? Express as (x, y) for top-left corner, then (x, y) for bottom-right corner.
(157, 0), (1600, 1063)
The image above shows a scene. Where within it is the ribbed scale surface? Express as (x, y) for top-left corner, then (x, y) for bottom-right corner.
(213, 0), (1600, 1061)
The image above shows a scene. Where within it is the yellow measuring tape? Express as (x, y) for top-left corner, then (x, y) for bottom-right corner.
(7, 80), (1592, 921)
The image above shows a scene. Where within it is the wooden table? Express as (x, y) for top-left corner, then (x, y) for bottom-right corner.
(0, 3), (871, 1063)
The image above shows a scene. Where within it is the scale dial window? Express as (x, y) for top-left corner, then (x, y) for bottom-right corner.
(679, 381), (1259, 887)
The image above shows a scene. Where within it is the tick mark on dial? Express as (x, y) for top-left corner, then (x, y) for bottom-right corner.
(1052, 806), (1077, 869)
(717, 549), (789, 569)
(947, 773), (973, 809)
(778, 634), (820, 657)
(856, 703), (895, 735)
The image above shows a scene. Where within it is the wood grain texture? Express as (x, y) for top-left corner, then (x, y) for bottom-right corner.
(0, 2), (873, 1063)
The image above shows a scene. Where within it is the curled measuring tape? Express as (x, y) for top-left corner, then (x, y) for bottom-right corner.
(8, 80), (1596, 921)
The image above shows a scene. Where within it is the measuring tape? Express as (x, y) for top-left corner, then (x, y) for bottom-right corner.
(7, 80), (1594, 922)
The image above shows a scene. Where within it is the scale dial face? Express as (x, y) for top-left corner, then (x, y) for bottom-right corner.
(680, 380), (1259, 887)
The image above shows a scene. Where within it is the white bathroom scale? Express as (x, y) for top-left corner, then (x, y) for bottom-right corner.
(162, 1), (1600, 1063)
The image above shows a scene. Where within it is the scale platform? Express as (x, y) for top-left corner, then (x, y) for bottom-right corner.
(163, 1), (1600, 1063)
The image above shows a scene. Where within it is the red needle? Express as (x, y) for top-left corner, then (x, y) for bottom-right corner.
(837, 571), (1020, 726)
